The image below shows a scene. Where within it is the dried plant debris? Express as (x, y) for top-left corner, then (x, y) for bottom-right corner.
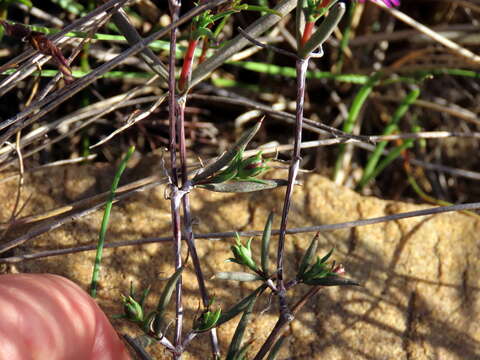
(0, 20), (73, 83)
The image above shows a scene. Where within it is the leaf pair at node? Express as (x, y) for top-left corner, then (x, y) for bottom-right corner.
(190, 0), (280, 44)
(204, 150), (271, 185)
(228, 233), (260, 273)
(117, 267), (184, 338)
(192, 299), (222, 333)
(297, 234), (359, 287)
(220, 218), (359, 288)
(193, 121), (290, 193)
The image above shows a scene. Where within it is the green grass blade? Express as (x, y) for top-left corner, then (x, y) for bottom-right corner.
(50, 0), (85, 15)
(256, 0), (270, 16)
(356, 88), (420, 190)
(412, 68), (480, 79)
(90, 145), (135, 298)
(365, 139), (414, 184)
(231, 61), (369, 84)
(335, 2), (356, 73)
(333, 73), (380, 182)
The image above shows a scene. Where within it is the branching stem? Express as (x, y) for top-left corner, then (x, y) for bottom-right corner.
(177, 92), (220, 356)
(276, 57), (309, 318)
(167, 1), (183, 357)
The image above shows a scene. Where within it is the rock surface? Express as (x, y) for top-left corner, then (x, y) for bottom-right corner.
(0, 156), (479, 359)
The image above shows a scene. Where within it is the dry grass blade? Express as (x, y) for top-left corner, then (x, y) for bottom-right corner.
(89, 91), (167, 149)
(0, 173), (167, 254)
(0, 0), (230, 152)
(376, 1), (480, 64)
(0, 86), (159, 168)
(111, 8), (169, 81)
(0, 0), (131, 96)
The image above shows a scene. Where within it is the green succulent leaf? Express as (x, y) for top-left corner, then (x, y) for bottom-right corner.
(194, 9), (214, 29)
(229, 234), (259, 272)
(156, 266), (184, 314)
(194, 308), (222, 333)
(299, 2), (346, 58)
(211, 9), (241, 22)
(301, 255), (331, 281)
(297, 233), (320, 278)
(213, 271), (263, 282)
(261, 212), (274, 275)
(152, 266), (184, 337)
(226, 289), (258, 360)
(299, 247), (358, 287)
(303, 274), (359, 287)
(236, 151), (270, 179)
(201, 151), (243, 184)
(320, 247), (334, 264)
(120, 295), (144, 322)
(218, 284), (266, 326)
(139, 285), (151, 308)
(192, 120), (263, 184)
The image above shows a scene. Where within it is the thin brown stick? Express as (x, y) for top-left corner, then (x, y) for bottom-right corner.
(2, 200), (479, 264)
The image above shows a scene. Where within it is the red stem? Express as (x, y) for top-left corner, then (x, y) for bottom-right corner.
(300, 21), (314, 47)
(318, 0), (331, 8)
(179, 38), (199, 91)
(302, 0), (331, 46)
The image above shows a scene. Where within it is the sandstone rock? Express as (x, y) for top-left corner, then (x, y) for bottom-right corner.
(0, 157), (478, 359)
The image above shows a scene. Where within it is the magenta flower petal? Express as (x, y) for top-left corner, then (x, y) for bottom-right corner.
(358, 0), (400, 7)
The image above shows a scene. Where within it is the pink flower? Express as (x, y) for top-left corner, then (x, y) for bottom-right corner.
(359, 0), (400, 7)
(318, 0), (400, 10)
